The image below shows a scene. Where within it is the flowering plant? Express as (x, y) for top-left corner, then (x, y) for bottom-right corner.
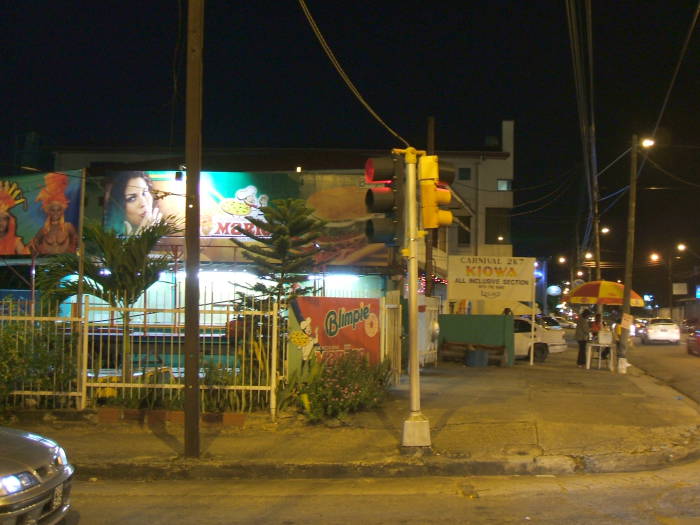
(298, 350), (390, 422)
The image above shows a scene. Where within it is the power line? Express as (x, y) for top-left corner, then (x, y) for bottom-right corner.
(297, 0), (409, 148)
(510, 176), (575, 217)
(647, 156), (700, 189)
(512, 170), (575, 209)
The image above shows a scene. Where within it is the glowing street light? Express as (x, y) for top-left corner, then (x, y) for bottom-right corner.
(558, 256), (567, 264)
(584, 252), (593, 260)
(649, 252), (661, 263)
(641, 138), (655, 149)
(601, 226), (610, 234)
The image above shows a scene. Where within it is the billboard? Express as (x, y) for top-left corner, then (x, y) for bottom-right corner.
(287, 296), (381, 375)
(447, 255), (536, 302)
(0, 171), (82, 256)
(102, 170), (389, 266)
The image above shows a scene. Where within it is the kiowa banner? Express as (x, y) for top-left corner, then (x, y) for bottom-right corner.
(287, 297), (381, 374)
(447, 255), (536, 302)
(0, 171), (82, 256)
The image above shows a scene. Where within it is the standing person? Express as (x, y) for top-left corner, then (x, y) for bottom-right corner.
(590, 313), (603, 340)
(575, 309), (591, 367)
(30, 172), (78, 255)
(104, 172), (162, 236)
(502, 307), (513, 316)
(0, 181), (30, 255)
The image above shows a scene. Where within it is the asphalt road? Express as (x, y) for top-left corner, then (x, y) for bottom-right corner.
(64, 466), (700, 525)
(627, 336), (700, 404)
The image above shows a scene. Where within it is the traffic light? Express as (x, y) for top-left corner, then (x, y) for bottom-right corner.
(418, 155), (455, 229)
(364, 155), (405, 246)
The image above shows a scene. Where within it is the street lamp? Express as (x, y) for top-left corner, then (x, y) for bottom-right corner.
(649, 244), (686, 316)
(601, 226), (611, 234)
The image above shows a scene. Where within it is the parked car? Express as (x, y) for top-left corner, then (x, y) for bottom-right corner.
(0, 426), (74, 525)
(640, 318), (681, 345)
(553, 315), (576, 329)
(682, 318), (698, 334)
(513, 316), (568, 362)
(537, 316), (563, 330)
(687, 329), (700, 356)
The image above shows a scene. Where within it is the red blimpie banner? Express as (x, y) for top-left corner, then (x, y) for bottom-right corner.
(289, 297), (381, 364)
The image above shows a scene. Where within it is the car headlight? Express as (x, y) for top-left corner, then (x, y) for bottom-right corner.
(0, 471), (40, 496)
(54, 446), (68, 466)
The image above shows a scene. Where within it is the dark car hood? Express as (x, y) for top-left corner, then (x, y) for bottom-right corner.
(0, 427), (57, 476)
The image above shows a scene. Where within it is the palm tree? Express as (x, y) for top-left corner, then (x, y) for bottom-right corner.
(37, 219), (180, 380)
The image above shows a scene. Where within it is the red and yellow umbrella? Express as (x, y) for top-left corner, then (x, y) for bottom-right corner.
(568, 280), (644, 307)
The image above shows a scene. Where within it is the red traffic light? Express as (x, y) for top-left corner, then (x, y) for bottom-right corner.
(364, 157), (396, 184)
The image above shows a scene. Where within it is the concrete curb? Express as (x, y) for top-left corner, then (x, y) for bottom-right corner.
(72, 444), (700, 481)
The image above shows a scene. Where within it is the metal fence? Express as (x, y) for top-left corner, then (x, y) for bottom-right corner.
(82, 296), (281, 415)
(0, 298), (81, 409)
(0, 295), (283, 415)
(1, 292), (404, 415)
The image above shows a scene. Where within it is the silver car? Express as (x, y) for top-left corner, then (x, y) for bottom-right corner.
(0, 426), (74, 525)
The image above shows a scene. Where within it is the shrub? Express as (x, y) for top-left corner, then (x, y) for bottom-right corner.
(295, 351), (391, 422)
(0, 314), (77, 409)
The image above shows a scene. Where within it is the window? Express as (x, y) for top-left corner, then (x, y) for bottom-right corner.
(458, 167), (471, 181)
(456, 216), (471, 245)
(497, 179), (512, 191)
(514, 319), (531, 333)
(485, 207), (510, 244)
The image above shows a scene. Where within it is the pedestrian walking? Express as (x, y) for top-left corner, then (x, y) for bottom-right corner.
(575, 309), (591, 367)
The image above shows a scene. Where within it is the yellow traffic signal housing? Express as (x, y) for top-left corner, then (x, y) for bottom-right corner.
(419, 155), (454, 229)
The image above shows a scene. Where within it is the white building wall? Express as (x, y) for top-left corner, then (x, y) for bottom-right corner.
(443, 120), (514, 259)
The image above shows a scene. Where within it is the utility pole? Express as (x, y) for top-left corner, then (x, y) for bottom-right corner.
(184, 0), (204, 458)
(667, 249), (674, 318)
(424, 116), (436, 296)
(621, 135), (638, 359)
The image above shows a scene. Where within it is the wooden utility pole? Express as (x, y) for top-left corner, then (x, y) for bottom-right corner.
(621, 135), (638, 360)
(184, 0), (204, 458)
(424, 116), (436, 296)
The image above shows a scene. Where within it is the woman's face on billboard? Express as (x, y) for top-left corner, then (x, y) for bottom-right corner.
(124, 177), (154, 227)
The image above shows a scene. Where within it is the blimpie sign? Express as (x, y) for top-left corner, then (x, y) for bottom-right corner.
(287, 296), (381, 372)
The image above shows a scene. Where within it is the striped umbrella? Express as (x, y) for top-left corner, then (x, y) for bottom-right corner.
(568, 280), (644, 307)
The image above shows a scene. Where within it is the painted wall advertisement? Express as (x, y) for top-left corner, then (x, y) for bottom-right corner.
(287, 297), (381, 375)
(0, 171), (82, 256)
(101, 170), (388, 266)
(447, 255), (536, 302)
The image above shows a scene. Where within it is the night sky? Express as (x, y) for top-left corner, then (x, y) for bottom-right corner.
(4, 1), (699, 298)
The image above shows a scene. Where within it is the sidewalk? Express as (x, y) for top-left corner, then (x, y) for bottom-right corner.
(8, 348), (700, 480)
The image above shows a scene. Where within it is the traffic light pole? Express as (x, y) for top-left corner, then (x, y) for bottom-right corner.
(396, 147), (431, 448)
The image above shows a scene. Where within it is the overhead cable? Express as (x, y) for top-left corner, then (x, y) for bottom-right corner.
(297, 0), (409, 147)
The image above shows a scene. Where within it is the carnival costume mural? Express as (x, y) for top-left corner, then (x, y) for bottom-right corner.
(30, 172), (78, 254)
(0, 181), (30, 255)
